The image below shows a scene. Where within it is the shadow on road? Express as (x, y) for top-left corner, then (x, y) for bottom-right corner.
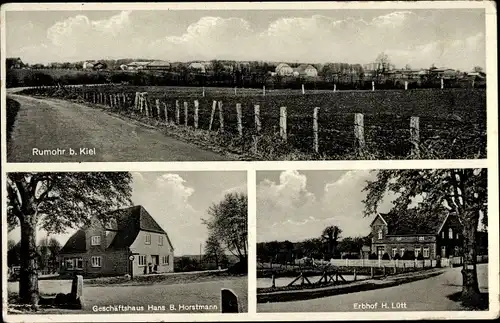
(446, 291), (489, 311)
(6, 98), (21, 157)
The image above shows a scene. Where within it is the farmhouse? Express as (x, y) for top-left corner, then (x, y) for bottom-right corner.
(188, 62), (208, 73)
(127, 61), (152, 70)
(275, 63), (294, 76)
(145, 60), (171, 70)
(59, 205), (174, 277)
(370, 210), (486, 260)
(292, 64), (318, 77)
(83, 61), (95, 69)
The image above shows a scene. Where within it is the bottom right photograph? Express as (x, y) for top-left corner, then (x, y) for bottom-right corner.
(256, 168), (489, 313)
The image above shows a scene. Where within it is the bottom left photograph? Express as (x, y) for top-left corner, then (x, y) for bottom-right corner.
(5, 171), (248, 314)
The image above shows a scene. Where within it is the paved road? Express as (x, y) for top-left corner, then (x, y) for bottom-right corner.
(258, 264), (489, 312)
(8, 277), (247, 313)
(7, 94), (230, 162)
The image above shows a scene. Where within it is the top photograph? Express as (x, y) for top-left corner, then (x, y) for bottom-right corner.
(2, 5), (490, 162)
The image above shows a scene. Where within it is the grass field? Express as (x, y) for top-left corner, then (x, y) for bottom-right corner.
(21, 85), (486, 160)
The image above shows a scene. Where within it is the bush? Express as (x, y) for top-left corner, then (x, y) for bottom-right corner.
(393, 253), (401, 260)
(402, 250), (415, 260)
(382, 252), (390, 260)
(368, 253), (378, 260)
(417, 253), (424, 261)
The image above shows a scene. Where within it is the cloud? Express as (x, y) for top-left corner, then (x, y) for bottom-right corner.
(257, 170), (396, 242)
(8, 10), (485, 70)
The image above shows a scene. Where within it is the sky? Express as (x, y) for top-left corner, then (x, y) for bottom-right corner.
(256, 170), (395, 243)
(7, 171), (247, 256)
(5, 9), (485, 70)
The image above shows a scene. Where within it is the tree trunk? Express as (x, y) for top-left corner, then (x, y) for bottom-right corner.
(19, 219), (39, 306)
(460, 214), (481, 306)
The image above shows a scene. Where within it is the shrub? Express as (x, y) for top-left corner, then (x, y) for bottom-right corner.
(382, 252), (390, 260)
(393, 253), (401, 260)
(368, 253), (378, 260)
(402, 250), (415, 260)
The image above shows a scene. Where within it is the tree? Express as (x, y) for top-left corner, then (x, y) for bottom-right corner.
(321, 226), (342, 260)
(47, 237), (61, 273)
(473, 66), (483, 73)
(375, 52), (391, 75)
(7, 172), (133, 306)
(203, 192), (248, 264)
(362, 169), (487, 306)
(8, 239), (21, 267)
(204, 233), (227, 269)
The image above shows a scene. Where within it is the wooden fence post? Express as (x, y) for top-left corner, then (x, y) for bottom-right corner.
(280, 106), (287, 141)
(209, 100), (216, 131)
(236, 103), (243, 136)
(202, 86), (205, 97)
(234, 87), (237, 96)
(405, 81), (408, 90)
(184, 101), (188, 126)
(254, 105), (261, 133)
(218, 101), (224, 133)
(122, 93), (126, 108)
(175, 100), (180, 124)
(135, 92), (140, 110)
(354, 113), (366, 157)
(302, 84), (305, 95)
(156, 99), (160, 119)
(163, 102), (168, 123)
(334, 84), (337, 92)
(313, 107), (319, 153)
(441, 78), (444, 89)
(194, 100), (199, 129)
(410, 116), (420, 158)
(144, 94), (150, 117)
(263, 85), (266, 97)
(372, 81), (375, 91)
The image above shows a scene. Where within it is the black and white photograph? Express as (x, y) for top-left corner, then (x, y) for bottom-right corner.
(256, 169), (489, 312)
(3, 6), (488, 162)
(5, 171), (248, 314)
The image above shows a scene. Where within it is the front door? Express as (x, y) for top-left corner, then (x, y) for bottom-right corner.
(151, 255), (159, 272)
(377, 246), (384, 259)
(441, 246), (446, 258)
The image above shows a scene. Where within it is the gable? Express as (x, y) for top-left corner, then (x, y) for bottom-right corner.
(382, 209), (449, 235)
(60, 229), (86, 254)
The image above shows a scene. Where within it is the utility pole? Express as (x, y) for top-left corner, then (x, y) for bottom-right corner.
(199, 243), (202, 268)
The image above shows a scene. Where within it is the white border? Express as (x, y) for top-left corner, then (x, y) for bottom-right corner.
(1, 1), (498, 322)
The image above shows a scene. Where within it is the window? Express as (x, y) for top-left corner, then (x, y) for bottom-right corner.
(456, 233), (459, 239)
(91, 256), (102, 268)
(400, 248), (405, 257)
(392, 248), (397, 258)
(158, 236), (163, 246)
(162, 255), (170, 265)
(414, 247), (421, 257)
(166, 255), (170, 265)
(138, 255), (146, 266)
(378, 229), (383, 240)
(145, 234), (151, 245)
(423, 247), (430, 258)
(91, 236), (101, 246)
(449, 228), (453, 239)
(441, 246), (446, 257)
(76, 257), (83, 269)
(418, 236), (425, 241)
(441, 231), (445, 239)
(65, 258), (74, 269)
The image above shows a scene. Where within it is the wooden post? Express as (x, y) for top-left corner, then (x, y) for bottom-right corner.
(279, 106), (287, 141)
(271, 273), (276, 288)
(156, 99), (160, 119)
(234, 87), (237, 96)
(353, 268), (357, 281)
(370, 267), (374, 278)
(254, 105), (261, 133)
(163, 102), (168, 123)
(354, 113), (366, 157)
(372, 81), (375, 91)
(175, 100), (180, 124)
(194, 100), (199, 129)
(405, 81), (408, 90)
(302, 84), (305, 95)
(263, 85), (266, 96)
(144, 94), (149, 118)
(236, 103), (243, 136)
(218, 101), (224, 133)
(472, 79), (475, 88)
(184, 101), (188, 126)
(202, 86), (205, 97)
(93, 92), (96, 104)
(209, 100), (216, 131)
(122, 93), (126, 108)
(313, 107), (319, 153)
(441, 77), (444, 89)
(134, 92), (139, 110)
(334, 84), (336, 92)
(410, 116), (420, 158)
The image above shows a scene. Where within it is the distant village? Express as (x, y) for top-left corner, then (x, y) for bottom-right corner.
(6, 56), (485, 84)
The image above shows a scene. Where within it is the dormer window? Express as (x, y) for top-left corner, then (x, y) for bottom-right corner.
(145, 233), (151, 245)
(378, 229), (383, 240)
(449, 228), (453, 239)
(91, 236), (101, 246)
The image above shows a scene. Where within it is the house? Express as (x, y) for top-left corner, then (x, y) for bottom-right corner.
(370, 210), (465, 260)
(145, 60), (171, 70)
(429, 68), (457, 79)
(127, 61), (152, 70)
(83, 61), (95, 69)
(292, 64), (318, 77)
(59, 205), (174, 277)
(6, 57), (24, 69)
(275, 63), (294, 76)
(188, 62), (207, 73)
(93, 62), (107, 70)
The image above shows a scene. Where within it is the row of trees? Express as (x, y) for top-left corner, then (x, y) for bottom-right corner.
(8, 237), (61, 274)
(257, 226), (373, 265)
